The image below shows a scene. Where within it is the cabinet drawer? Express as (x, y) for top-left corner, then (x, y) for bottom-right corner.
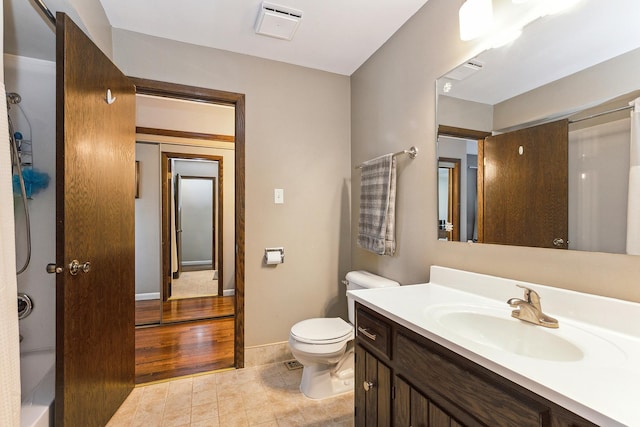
(396, 332), (549, 427)
(356, 306), (391, 358)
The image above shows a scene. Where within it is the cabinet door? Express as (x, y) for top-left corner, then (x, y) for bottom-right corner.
(395, 377), (465, 427)
(355, 344), (391, 426)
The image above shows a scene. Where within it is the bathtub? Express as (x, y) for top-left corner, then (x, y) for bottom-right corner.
(20, 348), (55, 427)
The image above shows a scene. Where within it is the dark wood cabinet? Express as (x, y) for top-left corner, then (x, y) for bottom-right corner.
(354, 303), (599, 427)
(355, 344), (391, 426)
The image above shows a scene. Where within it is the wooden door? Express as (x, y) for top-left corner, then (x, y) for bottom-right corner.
(478, 120), (568, 248)
(56, 13), (136, 426)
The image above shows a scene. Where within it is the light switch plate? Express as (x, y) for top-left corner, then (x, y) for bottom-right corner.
(274, 188), (284, 204)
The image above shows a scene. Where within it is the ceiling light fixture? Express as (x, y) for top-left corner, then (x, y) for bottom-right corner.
(460, 0), (582, 44)
(459, 0), (493, 41)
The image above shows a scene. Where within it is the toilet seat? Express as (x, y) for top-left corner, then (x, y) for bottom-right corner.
(290, 317), (353, 344)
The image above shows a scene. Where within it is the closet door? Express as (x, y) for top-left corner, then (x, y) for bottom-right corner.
(55, 13), (136, 426)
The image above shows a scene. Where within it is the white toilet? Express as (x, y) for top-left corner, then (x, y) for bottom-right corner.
(288, 270), (400, 399)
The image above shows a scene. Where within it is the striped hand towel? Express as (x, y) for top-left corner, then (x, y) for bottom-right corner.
(357, 154), (397, 255)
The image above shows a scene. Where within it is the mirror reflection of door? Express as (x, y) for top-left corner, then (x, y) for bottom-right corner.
(438, 158), (460, 241)
(168, 160), (222, 300)
(175, 175), (215, 282)
(478, 120), (569, 248)
(437, 129), (484, 243)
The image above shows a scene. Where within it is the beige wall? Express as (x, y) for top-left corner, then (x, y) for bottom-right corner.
(494, 47), (640, 130)
(69, 0), (114, 59)
(438, 96), (493, 132)
(351, 0), (640, 303)
(112, 30), (352, 346)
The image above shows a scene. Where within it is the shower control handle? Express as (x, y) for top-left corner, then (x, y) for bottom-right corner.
(46, 263), (63, 274)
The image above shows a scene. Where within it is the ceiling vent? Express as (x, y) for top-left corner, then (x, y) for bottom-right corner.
(255, 2), (303, 41)
(445, 58), (484, 81)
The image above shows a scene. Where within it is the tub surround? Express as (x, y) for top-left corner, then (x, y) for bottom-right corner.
(348, 266), (640, 426)
(20, 348), (55, 427)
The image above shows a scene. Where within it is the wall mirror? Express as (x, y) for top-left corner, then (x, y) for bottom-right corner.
(134, 93), (236, 326)
(436, 0), (640, 254)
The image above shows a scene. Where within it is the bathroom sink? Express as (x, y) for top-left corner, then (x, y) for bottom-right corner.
(425, 305), (625, 363)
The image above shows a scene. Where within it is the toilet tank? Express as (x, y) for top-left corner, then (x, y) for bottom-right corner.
(345, 270), (400, 323)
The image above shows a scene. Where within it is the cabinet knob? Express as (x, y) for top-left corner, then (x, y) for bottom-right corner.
(363, 381), (375, 392)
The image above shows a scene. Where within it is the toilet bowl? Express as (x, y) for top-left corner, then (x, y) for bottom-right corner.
(288, 271), (399, 399)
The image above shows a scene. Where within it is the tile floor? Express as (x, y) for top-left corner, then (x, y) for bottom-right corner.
(107, 362), (354, 427)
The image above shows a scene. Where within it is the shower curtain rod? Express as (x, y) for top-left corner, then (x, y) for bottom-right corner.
(569, 104), (634, 124)
(32, 0), (56, 26)
(355, 146), (418, 169)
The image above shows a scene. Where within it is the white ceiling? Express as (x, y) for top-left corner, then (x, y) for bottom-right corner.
(98, 0), (431, 76)
(4, 0), (640, 97)
(3, 0), (430, 75)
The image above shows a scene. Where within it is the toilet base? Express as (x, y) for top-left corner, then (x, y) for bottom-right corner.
(299, 352), (354, 399)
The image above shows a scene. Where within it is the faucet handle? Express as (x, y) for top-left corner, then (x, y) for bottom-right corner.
(516, 285), (541, 308)
(516, 284), (532, 301)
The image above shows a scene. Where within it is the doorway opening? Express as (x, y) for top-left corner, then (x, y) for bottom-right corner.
(131, 78), (245, 383)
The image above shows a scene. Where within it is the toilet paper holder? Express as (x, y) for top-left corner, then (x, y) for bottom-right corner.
(264, 247), (285, 264)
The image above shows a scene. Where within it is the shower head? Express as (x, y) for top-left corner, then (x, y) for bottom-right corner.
(6, 92), (22, 105)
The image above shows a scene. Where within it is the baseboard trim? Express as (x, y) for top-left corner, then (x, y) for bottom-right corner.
(135, 292), (160, 301)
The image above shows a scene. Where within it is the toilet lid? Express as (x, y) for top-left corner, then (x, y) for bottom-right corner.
(290, 318), (353, 344)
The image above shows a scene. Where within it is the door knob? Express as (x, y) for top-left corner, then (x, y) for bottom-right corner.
(69, 260), (92, 275)
(553, 238), (565, 247)
(363, 381), (375, 392)
(46, 263), (63, 274)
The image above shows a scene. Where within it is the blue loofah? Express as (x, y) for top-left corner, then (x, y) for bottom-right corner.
(12, 168), (50, 198)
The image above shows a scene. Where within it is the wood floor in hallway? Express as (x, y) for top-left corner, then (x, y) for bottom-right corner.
(135, 317), (235, 384)
(135, 296), (235, 325)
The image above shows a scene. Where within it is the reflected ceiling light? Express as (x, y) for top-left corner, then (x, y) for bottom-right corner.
(543, 0), (581, 15)
(443, 82), (453, 93)
(459, 0), (493, 41)
(490, 28), (523, 48)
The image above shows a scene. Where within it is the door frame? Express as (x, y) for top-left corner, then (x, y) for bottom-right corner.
(132, 77), (246, 367)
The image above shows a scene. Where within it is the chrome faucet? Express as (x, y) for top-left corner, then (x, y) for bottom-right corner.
(507, 285), (559, 328)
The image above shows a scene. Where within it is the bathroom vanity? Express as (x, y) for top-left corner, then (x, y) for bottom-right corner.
(349, 267), (640, 426)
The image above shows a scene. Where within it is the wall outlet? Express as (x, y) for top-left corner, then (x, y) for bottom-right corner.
(274, 188), (284, 204)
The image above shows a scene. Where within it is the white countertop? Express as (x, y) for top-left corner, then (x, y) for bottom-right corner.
(347, 266), (640, 427)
